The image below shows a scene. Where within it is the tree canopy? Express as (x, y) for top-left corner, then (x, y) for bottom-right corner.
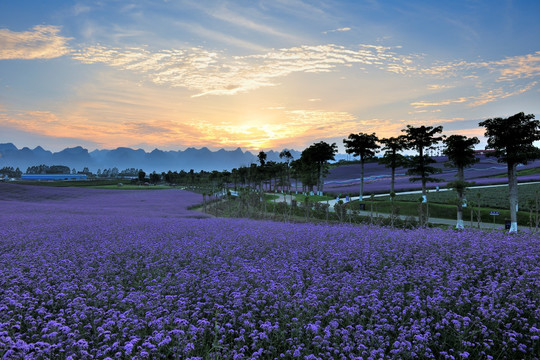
(343, 133), (380, 161)
(378, 135), (408, 194)
(402, 125), (444, 154)
(301, 141), (337, 193)
(443, 134), (480, 229)
(257, 151), (267, 166)
(402, 125), (444, 195)
(378, 136), (408, 169)
(479, 112), (540, 165)
(343, 132), (380, 199)
(443, 135), (480, 170)
(479, 112), (540, 232)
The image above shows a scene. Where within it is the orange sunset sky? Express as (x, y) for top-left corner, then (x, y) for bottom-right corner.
(1, 1), (540, 153)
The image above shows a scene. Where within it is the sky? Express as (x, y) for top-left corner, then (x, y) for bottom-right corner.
(1, 0), (540, 153)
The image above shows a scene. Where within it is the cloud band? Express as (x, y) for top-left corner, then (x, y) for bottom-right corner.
(0, 25), (72, 60)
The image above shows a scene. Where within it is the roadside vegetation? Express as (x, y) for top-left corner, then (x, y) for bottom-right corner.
(200, 184), (539, 230)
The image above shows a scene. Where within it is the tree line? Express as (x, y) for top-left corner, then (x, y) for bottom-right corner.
(196, 112), (540, 233)
(3, 112), (538, 232)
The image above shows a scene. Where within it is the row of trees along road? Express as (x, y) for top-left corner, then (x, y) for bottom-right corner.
(342, 112), (540, 232)
(154, 111), (537, 233)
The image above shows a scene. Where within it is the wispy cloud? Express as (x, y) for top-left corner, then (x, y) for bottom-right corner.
(491, 51), (540, 81)
(0, 25), (72, 60)
(1, 108), (197, 150)
(409, 52), (540, 111)
(72, 43), (412, 96)
(323, 27), (351, 34)
(174, 22), (269, 52)
(417, 51), (540, 82)
(202, 6), (301, 42)
(267, 0), (328, 20)
(72, 3), (92, 16)
(427, 84), (455, 90)
(411, 81), (538, 109)
(411, 97), (468, 109)
(468, 81), (538, 107)
(2, 110), (68, 136)
(72, 39), (540, 107)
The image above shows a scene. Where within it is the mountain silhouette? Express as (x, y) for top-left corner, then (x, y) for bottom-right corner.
(0, 143), (303, 173)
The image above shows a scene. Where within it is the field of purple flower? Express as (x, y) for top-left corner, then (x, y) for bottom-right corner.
(325, 156), (540, 195)
(1, 184), (539, 359)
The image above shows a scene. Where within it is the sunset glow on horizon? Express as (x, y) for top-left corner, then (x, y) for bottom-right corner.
(1, 1), (540, 153)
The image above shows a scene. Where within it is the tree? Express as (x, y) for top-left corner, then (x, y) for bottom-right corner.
(248, 163), (258, 188)
(0, 166), (22, 178)
(290, 157), (315, 193)
(402, 125), (444, 227)
(49, 165), (71, 174)
(343, 132), (380, 200)
(268, 161), (284, 191)
(443, 135), (480, 229)
(279, 150), (293, 192)
(110, 167), (119, 177)
(402, 125), (444, 196)
(222, 170), (231, 189)
(138, 170), (146, 182)
(149, 172), (160, 184)
(479, 112), (540, 232)
(237, 166), (248, 187)
(188, 169), (195, 185)
(256, 151), (268, 192)
(257, 151), (267, 166)
(290, 159), (303, 193)
(378, 135), (408, 194)
(262, 161), (276, 191)
(209, 170), (221, 193)
(301, 141), (337, 194)
(231, 168), (239, 189)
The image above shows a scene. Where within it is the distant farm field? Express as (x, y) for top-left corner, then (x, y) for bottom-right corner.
(14, 180), (171, 190)
(324, 156), (540, 195)
(0, 184), (539, 359)
(386, 182), (540, 210)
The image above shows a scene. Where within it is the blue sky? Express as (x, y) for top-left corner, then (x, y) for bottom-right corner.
(1, 0), (539, 152)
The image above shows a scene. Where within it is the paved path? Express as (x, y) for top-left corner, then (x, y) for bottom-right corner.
(331, 208), (531, 232)
(322, 181), (540, 207)
(266, 181), (540, 232)
(272, 193), (295, 205)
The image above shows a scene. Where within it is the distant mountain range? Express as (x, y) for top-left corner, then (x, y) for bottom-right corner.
(0, 143), (313, 173)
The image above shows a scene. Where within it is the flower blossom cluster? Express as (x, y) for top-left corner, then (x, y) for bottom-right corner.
(0, 184), (538, 359)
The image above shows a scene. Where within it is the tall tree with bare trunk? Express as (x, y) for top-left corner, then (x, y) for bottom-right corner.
(343, 132), (380, 200)
(479, 112), (540, 233)
(402, 125), (444, 196)
(402, 125), (444, 227)
(302, 142), (337, 195)
(443, 135), (480, 229)
(279, 150), (293, 192)
(378, 135), (408, 194)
